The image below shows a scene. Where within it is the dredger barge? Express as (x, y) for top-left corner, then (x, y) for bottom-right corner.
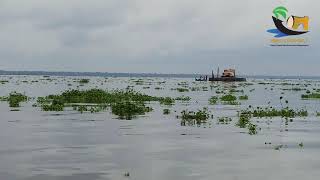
(195, 68), (246, 82)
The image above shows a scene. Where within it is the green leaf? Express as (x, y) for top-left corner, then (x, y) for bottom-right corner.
(273, 6), (288, 20)
(274, 6), (288, 12)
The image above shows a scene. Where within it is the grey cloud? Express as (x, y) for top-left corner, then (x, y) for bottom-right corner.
(0, 0), (318, 75)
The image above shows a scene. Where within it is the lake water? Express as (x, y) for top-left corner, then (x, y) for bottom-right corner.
(1, 75), (320, 180)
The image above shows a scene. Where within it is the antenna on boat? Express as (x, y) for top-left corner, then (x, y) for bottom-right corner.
(217, 67), (219, 78)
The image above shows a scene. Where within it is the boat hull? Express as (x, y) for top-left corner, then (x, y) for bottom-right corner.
(208, 77), (246, 82)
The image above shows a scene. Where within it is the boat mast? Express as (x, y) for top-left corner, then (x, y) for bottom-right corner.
(217, 67), (219, 78)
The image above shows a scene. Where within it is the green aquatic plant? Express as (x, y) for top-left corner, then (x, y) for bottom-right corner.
(236, 112), (259, 135)
(36, 89), (161, 116)
(42, 103), (64, 111)
(39, 89), (160, 105)
(6, 92), (28, 108)
(163, 109), (170, 115)
(79, 79), (90, 84)
(180, 108), (210, 126)
(111, 101), (152, 120)
(299, 142), (304, 148)
(220, 94), (240, 105)
(159, 97), (175, 105)
(217, 117), (232, 124)
(175, 96), (191, 101)
(301, 93), (320, 99)
(176, 88), (189, 92)
(239, 95), (248, 100)
(242, 106), (308, 118)
(248, 123), (258, 135)
(209, 96), (218, 105)
(230, 89), (244, 93)
(274, 144), (283, 150)
(236, 113), (251, 128)
(220, 94), (237, 102)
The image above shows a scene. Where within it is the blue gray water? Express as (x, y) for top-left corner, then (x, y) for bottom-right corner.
(1, 76), (320, 180)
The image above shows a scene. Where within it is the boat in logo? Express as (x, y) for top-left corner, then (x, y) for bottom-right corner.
(268, 6), (309, 37)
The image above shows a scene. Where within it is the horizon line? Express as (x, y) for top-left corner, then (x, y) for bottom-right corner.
(1, 69), (320, 79)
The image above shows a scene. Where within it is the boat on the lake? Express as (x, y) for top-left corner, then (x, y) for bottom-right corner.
(196, 68), (246, 82)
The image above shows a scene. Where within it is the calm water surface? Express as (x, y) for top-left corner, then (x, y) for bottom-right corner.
(1, 76), (320, 180)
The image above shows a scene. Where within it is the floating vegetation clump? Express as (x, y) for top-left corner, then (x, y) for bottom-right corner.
(301, 93), (320, 99)
(236, 112), (258, 135)
(79, 79), (90, 84)
(220, 94), (237, 101)
(0, 80), (9, 84)
(42, 104), (64, 111)
(176, 88), (189, 92)
(209, 96), (218, 105)
(1, 92), (28, 107)
(163, 109), (170, 115)
(73, 104), (107, 113)
(159, 97), (175, 106)
(230, 89), (244, 93)
(111, 101), (152, 120)
(243, 106), (308, 118)
(39, 89), (159, 105)
(239, 95), (248, 100)
(180, 108), (210, 126)
(217, 117), (232, 124)
(220, 94), (240, 105)
(236, 113), (251, 128)
(282, 87), (306, 91)
(247, 123), (258, 135)
(175, 96), (191, 101)
(36, 89), (161, 119)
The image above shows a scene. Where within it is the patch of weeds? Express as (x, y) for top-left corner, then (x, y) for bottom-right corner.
(302, 93), (320, 99)
(220, 94), (237, 101)
(111, 101), (152, 120)
(236, 113), (251, 128)
(175, 96), (191, 101)
(220, 94), (240, 105)
(209, 96), (218, 105)
(299, 142), (304, 148)
(180, 108), (210, 126)
(159, 97), (175, 105)
(239, 95), (248, 100)
(230, 89), (244, 93)
(217, 117), (232, 124)
(176, 88), (189, 92)
(248, 123), (257, 135)
(6, 92), (28, 107)
(79, 79), (90, 84)
(163, 109), (170, 115)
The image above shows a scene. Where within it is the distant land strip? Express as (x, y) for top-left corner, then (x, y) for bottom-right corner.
(1, 70), (320, 80)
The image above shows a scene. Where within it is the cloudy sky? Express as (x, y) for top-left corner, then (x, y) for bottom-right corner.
(0, 0), (318, 75)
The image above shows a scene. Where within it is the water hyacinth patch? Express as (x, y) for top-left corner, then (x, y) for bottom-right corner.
(111, 101), (152, 120)
(1, 92), (29, 108)
(180, 108), (210, 126)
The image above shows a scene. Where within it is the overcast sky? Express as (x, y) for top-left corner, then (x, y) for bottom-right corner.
(0, 0), (318, 75)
